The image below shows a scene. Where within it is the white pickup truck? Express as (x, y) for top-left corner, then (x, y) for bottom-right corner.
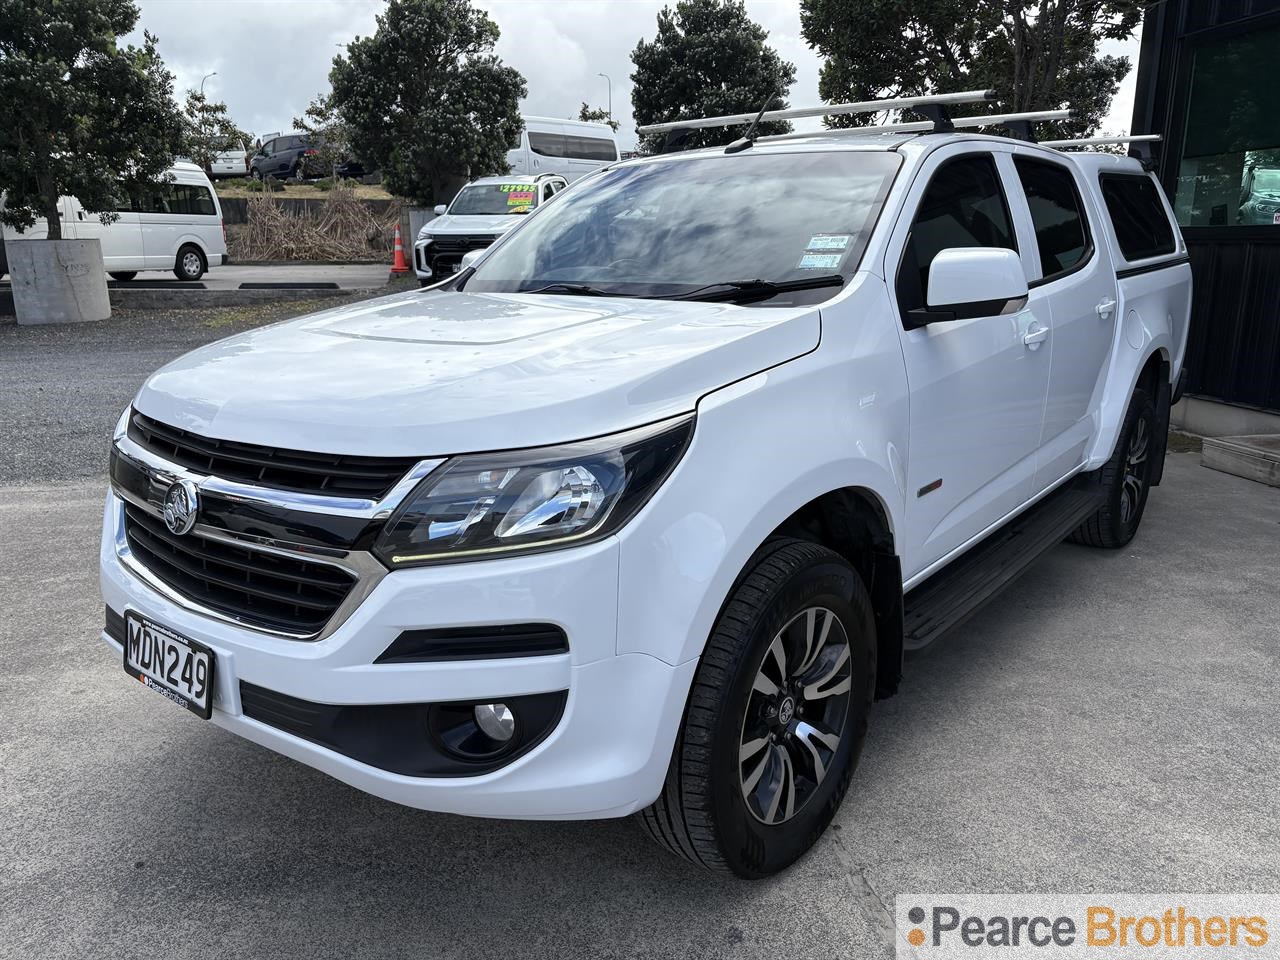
(101, 95), (1191, 879)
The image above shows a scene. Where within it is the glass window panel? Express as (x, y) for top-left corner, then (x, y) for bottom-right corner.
(1175, 24), (1280, 227)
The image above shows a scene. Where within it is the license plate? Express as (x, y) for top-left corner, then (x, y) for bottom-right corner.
(123, 613), (215, 719)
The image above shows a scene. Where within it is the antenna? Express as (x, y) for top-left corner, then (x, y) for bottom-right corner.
(725, 90), (779, 154)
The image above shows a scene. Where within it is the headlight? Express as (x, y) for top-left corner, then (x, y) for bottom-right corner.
(374, 415), (694, 566)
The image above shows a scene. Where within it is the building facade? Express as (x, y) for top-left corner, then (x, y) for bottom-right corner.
(1132, 0), (1280, 429)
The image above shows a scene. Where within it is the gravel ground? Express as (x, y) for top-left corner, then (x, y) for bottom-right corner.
(0, 295), (382, 485)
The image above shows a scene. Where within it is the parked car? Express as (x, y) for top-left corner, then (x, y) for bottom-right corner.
(507, 116), (619, 181)
(207, 142), (250, 179)
(413, 173), (568, 284)
(250, 134), (316, 181)
(1239, 163), (1280, 225)
(101, 116), (1190, 878)
(1, 161), (227, 281)
(250, 134), (369, 181)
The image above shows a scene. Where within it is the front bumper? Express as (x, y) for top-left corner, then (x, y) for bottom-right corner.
(99, 490), (694, 819)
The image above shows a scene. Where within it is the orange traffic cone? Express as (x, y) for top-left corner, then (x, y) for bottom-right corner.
(389, 222), (410, 277)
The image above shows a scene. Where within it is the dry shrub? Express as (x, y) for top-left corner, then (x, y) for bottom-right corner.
(230, 183), (402, 261)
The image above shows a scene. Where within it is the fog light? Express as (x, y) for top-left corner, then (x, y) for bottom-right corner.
(474, 702), (515, 742)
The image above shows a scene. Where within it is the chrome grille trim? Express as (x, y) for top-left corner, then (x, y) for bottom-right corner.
(109, 412), (436, 640)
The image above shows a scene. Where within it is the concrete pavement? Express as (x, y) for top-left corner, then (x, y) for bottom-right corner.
(1, 453), (1277, 959)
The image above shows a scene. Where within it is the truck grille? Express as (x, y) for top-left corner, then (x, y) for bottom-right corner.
(128, 411), (417, 500)
(430, 235), (496, 253)
(123, 503), (357, 636)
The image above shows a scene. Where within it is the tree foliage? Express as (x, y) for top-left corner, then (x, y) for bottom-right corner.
(329, 0), (526, 206)
(0, 0), (185, 239)
(630, 0), (797, 153)
(181, 90), (249, 172)
(293, 93), (351, 180)
(577, 103), (620, 132)
(799, 0), (1142, 137)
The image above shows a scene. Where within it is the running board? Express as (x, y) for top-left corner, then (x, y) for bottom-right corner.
(902, 481), (1104, 651)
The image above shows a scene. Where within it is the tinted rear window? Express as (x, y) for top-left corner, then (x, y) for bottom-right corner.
(1014, 158), (1089, 279)
(563, 135), (617, 161)
(1101, 175), (1176, 261)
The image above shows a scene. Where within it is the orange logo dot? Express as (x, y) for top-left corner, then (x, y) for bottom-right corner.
(908, 928), (925, 947)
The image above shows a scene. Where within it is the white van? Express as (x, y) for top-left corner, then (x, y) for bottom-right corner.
(0, 161), (227, 281)
(506, 116), (620, 181)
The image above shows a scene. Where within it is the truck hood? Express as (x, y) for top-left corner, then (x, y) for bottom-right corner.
(134, 288), (821, 457)
(422, 214), (522, 237)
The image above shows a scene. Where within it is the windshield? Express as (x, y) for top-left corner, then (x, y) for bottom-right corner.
(462, 150), (901, 305)
(1252, 168), (1280, 197)
(449, 182), (539, 216)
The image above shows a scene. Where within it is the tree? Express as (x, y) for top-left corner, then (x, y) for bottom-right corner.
(329, 0), (526, 206)
(799, 0), (1142, 138)
(577, 103), (620, 132)
(630, 0), (797, 153)
(181, 90), (249, 173)
(293, 93), (351, 181)
(0, 0), (184, 239)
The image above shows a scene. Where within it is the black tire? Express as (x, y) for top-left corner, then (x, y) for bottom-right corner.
(173, 245), (206, 281)
(639, 538), (876, 878)
(108, 271), (137, 282)
(1069, 388), (1157, 549)
(250, 167), (263, 181)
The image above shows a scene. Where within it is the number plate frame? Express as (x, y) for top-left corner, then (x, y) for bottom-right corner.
(123, 612), (216, 720)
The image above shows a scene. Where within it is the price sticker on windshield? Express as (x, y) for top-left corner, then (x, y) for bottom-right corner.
(807, 234), (851, 251)
(506, 190), (535, 206)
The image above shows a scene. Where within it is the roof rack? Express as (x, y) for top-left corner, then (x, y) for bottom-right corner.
(636, 89), (999, 135)
(1039, 134), (1161, 148)
(754, 109), (1071, 143)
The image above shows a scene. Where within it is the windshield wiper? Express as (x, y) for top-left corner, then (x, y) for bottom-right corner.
(519, 282), (622, 297)
(672, 274), (845, 303)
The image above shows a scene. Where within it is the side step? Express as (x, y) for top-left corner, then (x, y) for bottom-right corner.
(902, 481), (1104, 651)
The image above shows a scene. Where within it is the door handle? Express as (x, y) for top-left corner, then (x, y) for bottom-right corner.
(1022, 324), (1049, 350)
(1096, 298), (1117, 318)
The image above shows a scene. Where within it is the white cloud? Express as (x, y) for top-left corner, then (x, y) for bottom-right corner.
(127, 0), (1140, 149)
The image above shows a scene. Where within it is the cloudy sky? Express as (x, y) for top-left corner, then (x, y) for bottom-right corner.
(126, 0), (1141, 150)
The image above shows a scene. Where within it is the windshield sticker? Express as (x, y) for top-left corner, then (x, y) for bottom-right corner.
(506, 190), (535, 206)
(807, 234), (851, 251)
(798, 253), (844, 270)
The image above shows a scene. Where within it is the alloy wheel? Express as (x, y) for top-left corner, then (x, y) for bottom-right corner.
(1120, 417), (1149, 524)
(739, 606), (853, 825)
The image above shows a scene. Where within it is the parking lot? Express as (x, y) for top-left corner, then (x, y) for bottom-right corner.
(2, 307), (1278, 960)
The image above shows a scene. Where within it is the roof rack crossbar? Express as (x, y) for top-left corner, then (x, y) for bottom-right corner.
(636, 89), (998, 135)
(753, 109), (1071, 143)
(1039, 134), (1162, 148)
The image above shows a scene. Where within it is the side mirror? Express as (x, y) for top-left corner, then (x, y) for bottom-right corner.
(460, 248), (485, 270)
(912, 247), (1029, 327)
(433, 204), (448, 217)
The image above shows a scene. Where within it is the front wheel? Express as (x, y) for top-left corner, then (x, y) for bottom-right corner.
(639, 539), (876, 878)
(1070, 388), (1157, 548)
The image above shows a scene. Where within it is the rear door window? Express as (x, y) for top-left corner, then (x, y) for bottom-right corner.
(1101, 175), (1177, 261)
(896, 153), (1017, 315)
(1013, 157), (1090, 280)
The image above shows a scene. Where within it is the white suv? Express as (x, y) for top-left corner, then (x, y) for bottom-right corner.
(101, 120), (1190, 878)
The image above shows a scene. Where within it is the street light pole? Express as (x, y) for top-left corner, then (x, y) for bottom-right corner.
(597, 72), (612, 119)
(200, 71), (217, 94)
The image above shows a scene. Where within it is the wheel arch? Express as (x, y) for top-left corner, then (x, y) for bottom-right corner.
(758, 486), (904, 700)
